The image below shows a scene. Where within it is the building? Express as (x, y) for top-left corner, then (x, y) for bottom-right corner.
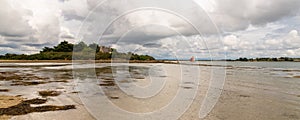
(99, 46), (111, 53)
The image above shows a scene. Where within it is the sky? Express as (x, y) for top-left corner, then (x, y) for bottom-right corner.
(0, 0), (300, 59)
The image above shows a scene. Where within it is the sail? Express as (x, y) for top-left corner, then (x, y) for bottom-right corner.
(190, 56), (195, 62)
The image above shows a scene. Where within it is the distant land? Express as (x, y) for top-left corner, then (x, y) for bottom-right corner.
(1, 41), (299, 62)
(157, 57), (300, 62)
(0, 41), (155, 61)
(225, 57), (300, 62)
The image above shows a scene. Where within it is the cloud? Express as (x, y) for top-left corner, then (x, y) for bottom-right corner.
(0, 0), (300, 59)
(74, 0), (219, 46)
(142, 43), (162, 48)
(211, 0), (300, 32)
(223, 35), (240, 46)
(61, 0), (89, 20)
(283, 30), (300, 48)
(102, 24), (187, 45)
(0, 43), (20, 49)
(222, 29), (300, 58)
(265, 39), (280, 45)
(0, 0), (34, 37)
(23, 42), (52, 47)
(60, 27), (75, 39)
(69, 0), (300, 51)
(0, 0), (69, 54)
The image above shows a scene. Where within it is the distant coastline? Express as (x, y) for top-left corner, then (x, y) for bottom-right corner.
(1, 59), (299, 65)
(224, 57), (300, 62)
(0, 41), (155, 61)
(1, 41), (299, 62)
(1, 58), (300, 63)
(158, 57), (300, 62)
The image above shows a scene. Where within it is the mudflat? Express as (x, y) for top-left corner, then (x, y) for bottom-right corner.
(0, 62), (299, 120)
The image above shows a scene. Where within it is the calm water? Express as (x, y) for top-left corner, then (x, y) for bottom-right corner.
(200, 61), (300, 69)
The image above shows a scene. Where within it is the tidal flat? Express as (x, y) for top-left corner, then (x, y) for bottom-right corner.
(0, 61), (299, 120)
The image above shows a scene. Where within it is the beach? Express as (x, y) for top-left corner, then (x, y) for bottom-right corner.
(0, 61), (300, 120)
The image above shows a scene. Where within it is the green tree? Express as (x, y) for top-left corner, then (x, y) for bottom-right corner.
(88, 43), (100, 52)
(74, 41), (88, 52)
(53, 41), (73, 52)
(41, 47), (54, 52)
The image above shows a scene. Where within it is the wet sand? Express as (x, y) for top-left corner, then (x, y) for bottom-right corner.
(180, 66), (300, 120)
(0, 62), (299, 119)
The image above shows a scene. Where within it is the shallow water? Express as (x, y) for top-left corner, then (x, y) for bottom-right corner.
(200, 61), (300, 69)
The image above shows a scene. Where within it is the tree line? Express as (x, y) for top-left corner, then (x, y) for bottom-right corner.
(0, 41), (155, 61)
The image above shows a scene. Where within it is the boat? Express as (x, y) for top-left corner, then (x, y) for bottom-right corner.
(190, 56), (195, 62)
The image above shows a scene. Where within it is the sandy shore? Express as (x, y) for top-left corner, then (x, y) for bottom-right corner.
(0, 95), (22, 120)
(0, 95), (22, 109)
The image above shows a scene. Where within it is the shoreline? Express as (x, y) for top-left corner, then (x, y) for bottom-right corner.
(0, 60), (180, 65)
(0, 60), (299, 63)
(0, 60), (165, 63)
